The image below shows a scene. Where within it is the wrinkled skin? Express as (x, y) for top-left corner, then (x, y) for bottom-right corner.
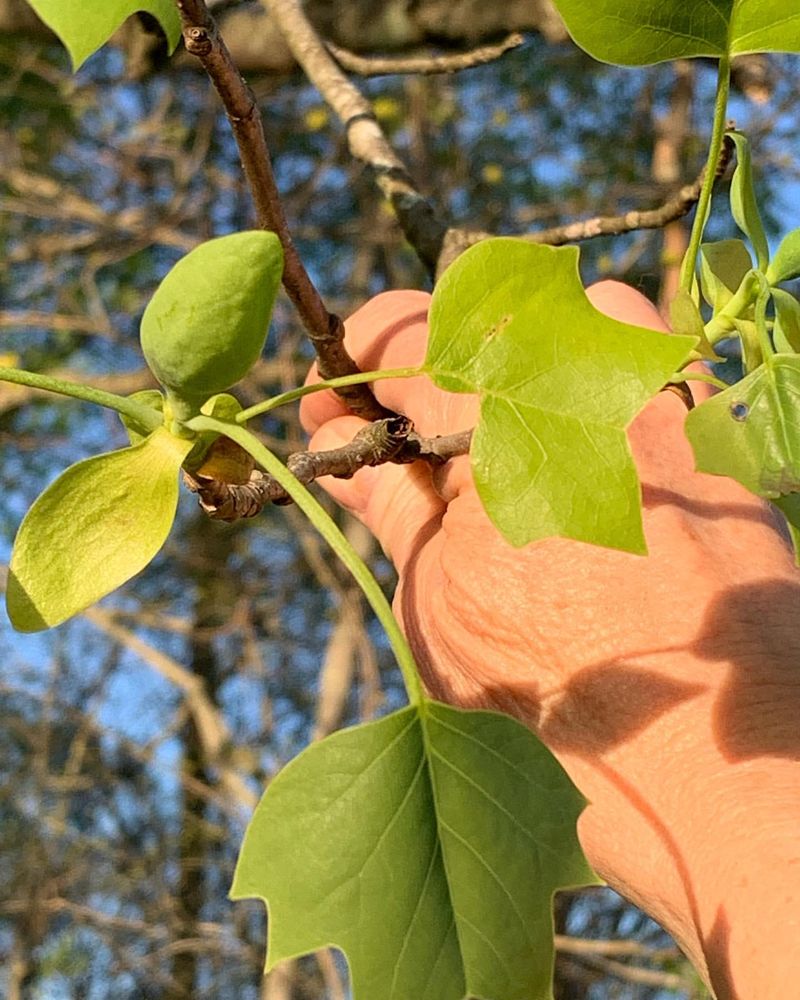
(301, 284), (800, 999)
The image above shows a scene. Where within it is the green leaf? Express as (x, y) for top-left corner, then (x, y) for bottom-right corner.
(772, 289), (800, 354)
(727, 132), (769, 271)
(24, 0), (182, 70)
(685, 354), (800, 497)
(767, 228), (800, 285)
(699, 240), (753, 311)
(232, 702), (597, 1000)
(424, 239), (695, 553)
(7, 428), (193, 632)
(140, 231), (284, 417)
(551, 0), (800, 65)
(668, 288), (719, 360)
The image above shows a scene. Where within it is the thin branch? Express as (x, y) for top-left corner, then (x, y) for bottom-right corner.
(264, 0), (447, 274)
(577, 951), (689, 990)
(184, 420), (473, 518)
(0, 310), (114, 339)
(452, 136), (735, 258)
(325, 33), (524, 77)
(554, 935), (681, 960)
(83, 606), (257, 812)
(175, 0), (388, 420)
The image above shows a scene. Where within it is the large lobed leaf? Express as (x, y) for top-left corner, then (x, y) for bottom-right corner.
(7, 428), (193, 631)
(24, 0), (181, 70)
(424, 239), (695, 553)
(551, 0), (800, 66)
(232, 701), (597, 1000)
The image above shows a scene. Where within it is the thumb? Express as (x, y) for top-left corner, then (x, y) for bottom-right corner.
(308, 415), (446, 574)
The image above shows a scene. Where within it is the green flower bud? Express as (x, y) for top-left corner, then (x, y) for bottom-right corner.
(140, 231), (283, 414)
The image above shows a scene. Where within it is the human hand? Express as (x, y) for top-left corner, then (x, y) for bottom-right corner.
(300, 284), (800, 998)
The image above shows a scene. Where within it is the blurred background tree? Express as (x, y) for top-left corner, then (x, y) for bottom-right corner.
(1, 2), (798, 997)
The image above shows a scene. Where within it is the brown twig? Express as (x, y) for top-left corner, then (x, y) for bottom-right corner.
(554, 936), (681, 960)
(184, 420), (473, 518)
(0, 311), (114, 338)
(448, 136), (735, 261)
(264, 0), (736, 284)
(175, 0), (388, 421)
(325, 33), (525, 77)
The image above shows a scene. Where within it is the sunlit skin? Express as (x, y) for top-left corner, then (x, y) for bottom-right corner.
(300, 283), (800, 999)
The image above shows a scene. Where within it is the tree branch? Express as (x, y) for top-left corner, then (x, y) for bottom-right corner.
(264, 0), (448, 275)
(446, 135), (735, 266)
(83, 606), (257, 812)
(325, 32), (524, 77)
(174, 0), (389, 420)
(184, 419), (473, 518)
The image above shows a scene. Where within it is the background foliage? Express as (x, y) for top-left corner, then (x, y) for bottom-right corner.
(1, 5), (799, 997)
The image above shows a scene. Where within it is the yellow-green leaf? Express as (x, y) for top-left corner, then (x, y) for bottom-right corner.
(685, 354), (800, 497)
(424, 239), (695, 553)
(7, 428), (192, 632)
(25, 0), (181, 71)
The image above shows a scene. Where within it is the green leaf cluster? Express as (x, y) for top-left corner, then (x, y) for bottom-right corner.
(683, 129), (800, 554)
(6, 233), (281, 631)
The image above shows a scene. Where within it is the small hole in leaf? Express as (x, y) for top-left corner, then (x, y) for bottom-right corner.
(730, 401), (749, 422)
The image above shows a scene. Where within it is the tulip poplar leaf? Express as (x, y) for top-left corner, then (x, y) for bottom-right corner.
(7, 428), (192, 631)
(25, 0), (181, 70)
(551, 0), (800, 66)
(424, 239), (695, 553)
(685, 354), (800, 497)
(232, 701), (597, 1000)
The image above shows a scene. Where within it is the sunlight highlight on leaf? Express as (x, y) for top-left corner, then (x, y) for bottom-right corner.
(7, 428), (193, 631)
(424, 239), (695, 553)
(551, 0), (800, 66)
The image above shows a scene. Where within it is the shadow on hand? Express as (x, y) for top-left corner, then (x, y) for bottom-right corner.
(691, 579), (800, 763)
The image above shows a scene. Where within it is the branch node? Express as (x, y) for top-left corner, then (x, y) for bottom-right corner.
(184, 26), (213, 56)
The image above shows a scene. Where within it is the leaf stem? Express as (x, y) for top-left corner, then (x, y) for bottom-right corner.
(187, 414), (426, 705)
(0, 367), (162, 432)
(236, 367), (422, 423)
(703, 270), (758, 344)
(668, 371), (729, 391)
(679, 55), (731, 293)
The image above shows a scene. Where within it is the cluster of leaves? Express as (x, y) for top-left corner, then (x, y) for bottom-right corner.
(6, 1), (800, 999)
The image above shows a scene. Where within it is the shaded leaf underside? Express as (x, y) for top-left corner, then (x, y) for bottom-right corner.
(232, 702), (596, 1000)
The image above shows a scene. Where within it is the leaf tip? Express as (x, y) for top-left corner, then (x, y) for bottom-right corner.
(5, 569), (51, 633)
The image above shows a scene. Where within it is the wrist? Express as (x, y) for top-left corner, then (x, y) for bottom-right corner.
(566, 675), (800, 1000)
